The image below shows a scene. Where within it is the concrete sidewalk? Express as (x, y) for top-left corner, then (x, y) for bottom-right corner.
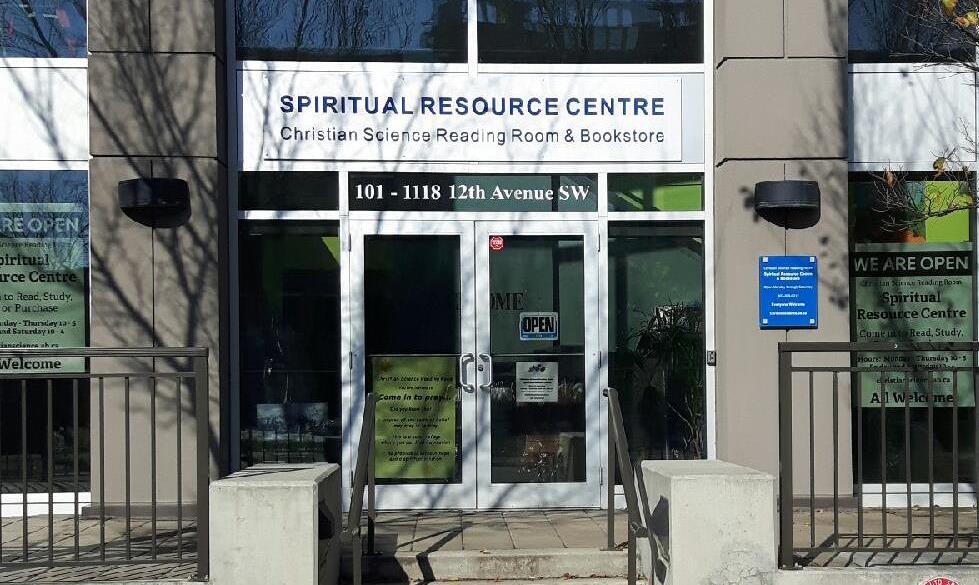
(342, 510), (632, 582)
(793, 507), (979, 567)
(0, 516), (197, 583)
(362, 509), (629, 554)
(0, 510), (626, 583)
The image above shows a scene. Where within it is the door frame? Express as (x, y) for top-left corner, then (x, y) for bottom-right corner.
(347, 218), (479, 509)
(231, 169), (719, 511)
(346, 218), (602, 509)
(474, 219), (603, 508)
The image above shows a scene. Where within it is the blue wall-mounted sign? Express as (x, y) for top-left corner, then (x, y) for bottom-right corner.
(759, 256), (818, 329)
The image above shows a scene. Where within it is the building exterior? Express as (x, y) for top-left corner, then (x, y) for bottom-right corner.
(0, 0), (975, 522)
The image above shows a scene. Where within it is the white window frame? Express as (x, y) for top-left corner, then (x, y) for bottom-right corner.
(227, 0), (717, 511)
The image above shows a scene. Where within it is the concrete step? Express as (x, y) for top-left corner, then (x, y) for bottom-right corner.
(372, 577), (645, 585)
(340, 548), (630, 583)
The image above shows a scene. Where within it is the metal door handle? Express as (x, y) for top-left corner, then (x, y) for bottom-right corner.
(478, 353), (493, 392)
(459, 353), (475, 393)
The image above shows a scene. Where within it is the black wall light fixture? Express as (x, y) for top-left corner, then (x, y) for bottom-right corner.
(754, 180), (820, 228)
(118, 178), (191, 227)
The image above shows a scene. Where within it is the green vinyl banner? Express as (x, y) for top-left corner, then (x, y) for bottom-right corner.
(852, 242), (975, 407)
(372, 355), (457, 480)
(0, 172), (88, 373)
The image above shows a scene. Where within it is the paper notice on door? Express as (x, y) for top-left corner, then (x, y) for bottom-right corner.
(516, 362), (559, 403)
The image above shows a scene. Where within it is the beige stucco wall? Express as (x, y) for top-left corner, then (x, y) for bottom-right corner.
(713, 0), (853, 497)
(88, 0), (229, 508)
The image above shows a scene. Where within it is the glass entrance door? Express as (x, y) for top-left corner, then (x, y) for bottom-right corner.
(475, 221), (601, 508)
(350, 220), (477, 509)
(350, 220), (600, 509)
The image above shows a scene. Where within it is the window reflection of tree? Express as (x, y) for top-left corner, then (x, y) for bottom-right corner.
(237, 0), (460, 60)
(848, 0), (970, 61)
(479, 0), (701, 62)
(0, 0), (86, 58)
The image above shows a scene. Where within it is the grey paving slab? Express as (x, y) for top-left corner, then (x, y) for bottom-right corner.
(411, 513), (463, 552)
(502, 510), (546, 521)
(411, 524), (464, 552)
(548, 512), (608, 548)
(505, 517), (565, 549)
(792, 507), (979, 567)
(0, 515), (197, 582)
(461, 514), (513, 550)
(364, 509), (630, 553)
(371, 518), (416, 554)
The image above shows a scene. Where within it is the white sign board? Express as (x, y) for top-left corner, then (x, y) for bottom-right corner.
(516, 362), (559, 404)
(241, 71), (683, 164)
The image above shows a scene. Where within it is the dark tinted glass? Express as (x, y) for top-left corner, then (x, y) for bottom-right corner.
(477, 0), (702, 64)
(849, 0), (974, 62)
(239, 172), (339, 210)
(365, 236), (464, 484)
(487, 235), (587, 484)
(238, 222), (342, 466)
(608, 223), (706, 473)
(236, 0), (467, 62)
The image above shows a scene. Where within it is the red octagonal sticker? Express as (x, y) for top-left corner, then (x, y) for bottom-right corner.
(923, 578), (959, 585)
(489, 235), (505, 252)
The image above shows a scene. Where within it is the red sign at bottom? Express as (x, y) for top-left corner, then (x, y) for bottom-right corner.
(923, 577), (959, 585)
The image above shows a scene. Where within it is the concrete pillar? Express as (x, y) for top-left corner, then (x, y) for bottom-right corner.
(713, 0), (852, 498)
(642, 460), (776, 585)
(87, 0), (228, 508)
(209, 464), (341, 585)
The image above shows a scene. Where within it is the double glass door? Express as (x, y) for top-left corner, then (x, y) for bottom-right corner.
(350, 220), (600, 509)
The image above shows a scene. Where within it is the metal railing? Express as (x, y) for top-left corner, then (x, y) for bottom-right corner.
(779, 341), (979, 568)
(0, 347), (210, 579)
(344, 392), (376, 585)
(605, 387), (651, 585)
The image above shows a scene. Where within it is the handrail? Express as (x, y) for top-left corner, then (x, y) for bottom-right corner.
(605, 387), (650, 585)
(0, 346), (210, 580)
(777, 342), (979, 569)
(344, 393), (377, 585)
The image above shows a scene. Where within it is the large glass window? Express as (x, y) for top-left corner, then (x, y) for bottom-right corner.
(608, 223), (706, 468)
(477, 0), (703, 64)
(0, 170), (90, 491)
(849, 0), (973, 63)
(0, 0), (86, 58)
(849, 174), (976, 485)
(238, 222), (342, 466)
(236, 0), (467, 62)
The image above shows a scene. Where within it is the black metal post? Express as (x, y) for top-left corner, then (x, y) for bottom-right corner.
(195, 353), (210, 580)
(777, 346), (794, 569)
(367, 416), (376, 557)
(606, 389), (615, 551)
